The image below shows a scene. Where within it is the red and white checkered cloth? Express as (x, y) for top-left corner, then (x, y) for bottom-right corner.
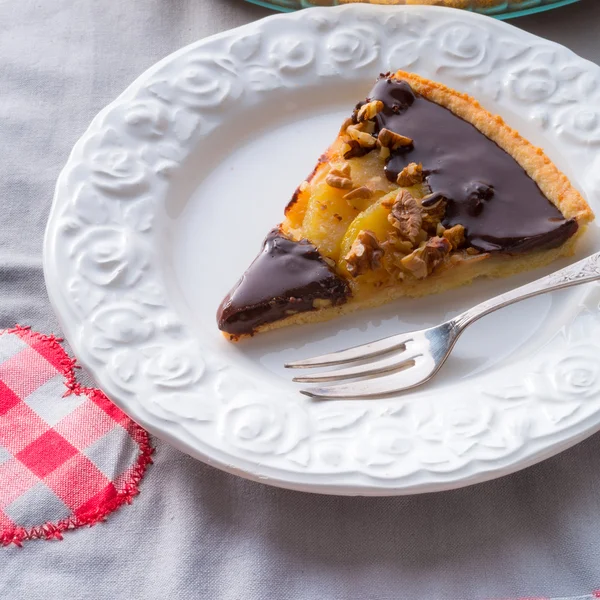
(0, 326), (152, 546)
(493, 596), (600, 600)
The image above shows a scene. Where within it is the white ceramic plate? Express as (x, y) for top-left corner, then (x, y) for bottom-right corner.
(44, 5), (600, 495)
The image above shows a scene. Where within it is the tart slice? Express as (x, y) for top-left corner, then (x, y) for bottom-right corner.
(217, 71), (593, 341)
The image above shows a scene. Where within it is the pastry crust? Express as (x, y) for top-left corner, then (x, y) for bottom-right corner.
(224, 72), (593, 341)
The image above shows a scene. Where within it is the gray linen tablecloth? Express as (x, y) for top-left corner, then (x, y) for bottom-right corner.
(2, 1), (600, 598)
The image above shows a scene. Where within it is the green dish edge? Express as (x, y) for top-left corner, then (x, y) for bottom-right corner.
(244, 0), (580, 20)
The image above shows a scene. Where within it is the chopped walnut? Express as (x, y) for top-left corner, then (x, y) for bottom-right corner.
(388, 190), (423, 244)
(443, 224), (466, 250)
(347, 125), (377, 149)
(343, 186), (373, 201)
(325, 173), (352, 189)
(377, 128), (413, 150)
(329, 162), (351, 178)
(343, 140), (370, 160)
(396, 162), (423, 187)
(362, 120), (376, 135)
(379, 146), (391, 160)
(382, 249), (404, 275)
(322, 256), (336, 268)
(344, 230), (384, 277)
(421, 195), (447, 234)
(313, 298), (333, 309)
(416, 228), (428, 244)
(357, 100), (384, 122)
(449, 252), (488, 267)
(381, 235), (414, 278)
(386, 236), (414, 255)
(401, 237), (451, 279)
(381, 195), (395, 210)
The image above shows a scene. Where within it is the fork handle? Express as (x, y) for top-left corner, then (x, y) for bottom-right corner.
(453, 251), (600, 330)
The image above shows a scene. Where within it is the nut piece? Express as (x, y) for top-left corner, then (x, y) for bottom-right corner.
(313, 298), (333, 309)
(322, 256), (336, 268)
(347, 125), (377, 149)
(388, 190), (423, 244)
(377, 128), (413, 150)
(401, 237), (451, 279)
(384, 236), (414, 256)
(329, 162), (351, 178)
(344, 230), (384, 277)
(343, 140), (370, 160)
(343, 186), (373, 201)
(421, 194), (447, 234)
(396, 162), (423, 187)
(381, 235), (414, 277)
(357, 100), (384, 122)
(442, 224), (466, 250)
(362, 120), (376, 135)
(325, 174), (352, 189)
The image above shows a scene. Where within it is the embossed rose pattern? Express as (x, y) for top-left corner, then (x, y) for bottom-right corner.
(221, 392), (308, 455)
(386, 40), (420, 70)
(326, 27), (378, 70)
(105, 348), (141, 392)
(75, 227), (147, 287)
(146, 347), (204, 389)
(436, 23), (489, 75)
(269, 38), (314, 72)
(510, 65), (558, 103)
(314, 440), (349, 468)
(442, 400), (492, 438)
(91, 305), (153, 345)
(534, 346), (600, 402)
(84, 304), (154, 364)
(124, 100), (169, 139)
(47, 6), (600, 488)
(175, 56), (241, 109)
(558, 105), (600, 145)
(90, 148), (149, 196)
(354, 417), (413, 467)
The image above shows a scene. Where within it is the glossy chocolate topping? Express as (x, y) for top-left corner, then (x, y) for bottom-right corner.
(367, 77), (577, 253)
(217, 230), (350, 336)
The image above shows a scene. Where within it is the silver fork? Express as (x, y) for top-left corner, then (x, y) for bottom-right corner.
(285, 251), (600, 399)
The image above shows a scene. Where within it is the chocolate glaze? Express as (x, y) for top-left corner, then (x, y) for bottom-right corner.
(367, 77), (577, 253)
(217, 230), (350, 336)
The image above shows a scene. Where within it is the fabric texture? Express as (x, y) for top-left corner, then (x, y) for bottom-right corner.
(1, 0), (600, 598)
(0, 327), (152, 546)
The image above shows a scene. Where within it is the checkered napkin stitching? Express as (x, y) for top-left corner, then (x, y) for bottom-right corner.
(490, 595), (600, 600)
(0, 326), (153, 546)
